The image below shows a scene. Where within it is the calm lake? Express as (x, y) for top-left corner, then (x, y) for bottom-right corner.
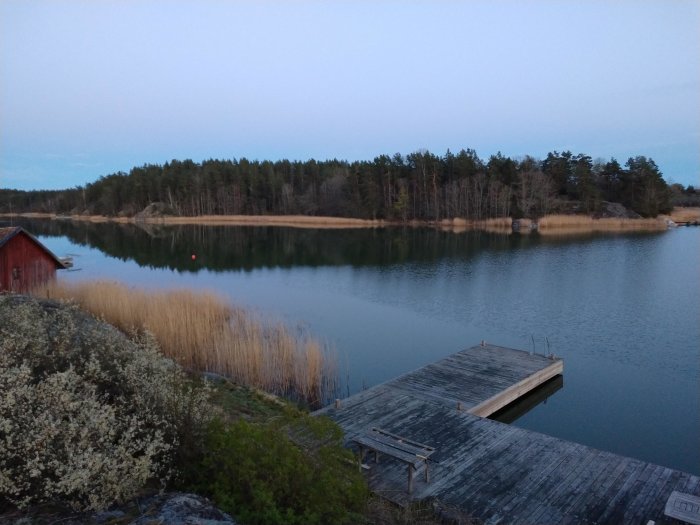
(9, 218), (699, 475)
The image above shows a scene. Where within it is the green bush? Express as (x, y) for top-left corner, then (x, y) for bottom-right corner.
(0, 295), (213, 511)
(187, 413), (368, 525)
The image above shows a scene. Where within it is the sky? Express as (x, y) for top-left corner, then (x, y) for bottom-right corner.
(1, 0), (699, 191)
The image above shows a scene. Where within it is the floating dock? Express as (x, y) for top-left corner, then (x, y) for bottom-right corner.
(315, 343), (700, 524)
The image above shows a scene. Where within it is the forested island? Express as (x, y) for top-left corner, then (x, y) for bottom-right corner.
(2, 149), (698, 221)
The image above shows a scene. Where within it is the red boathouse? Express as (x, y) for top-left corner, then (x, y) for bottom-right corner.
(0, 227), (66, 293)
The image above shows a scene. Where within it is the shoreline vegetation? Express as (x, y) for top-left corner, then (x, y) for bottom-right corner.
(7, 287), (465, 524)
(2, 151), (692, 229)
(31, 280), (337, 406)
(4, 207), (699, 234)
(1, 294), (375, 524)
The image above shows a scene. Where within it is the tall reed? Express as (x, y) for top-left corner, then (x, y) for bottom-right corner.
(474, 217), (513, 234)
(664, 207), (700, 223)
(536, 214), (666, 234)
(33, 280), (336, 404)
(438, 217), (513, 234)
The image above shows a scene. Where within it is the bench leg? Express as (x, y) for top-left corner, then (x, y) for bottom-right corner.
(374, 449), (379, 464)
(425, 460), (430, 483)
(407, 465), (414, 494)
(358, 446), (365, 472)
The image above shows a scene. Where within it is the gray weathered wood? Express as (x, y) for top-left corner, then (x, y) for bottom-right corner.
(352, 427), (436, 494)
(313, 343), (700, 524)
(354, 434), (426, 468)
(665, 491), (700, 524)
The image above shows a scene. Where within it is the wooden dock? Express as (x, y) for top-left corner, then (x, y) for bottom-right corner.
(315, 343), (700, 524)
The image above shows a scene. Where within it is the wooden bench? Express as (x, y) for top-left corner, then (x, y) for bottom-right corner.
(352, 427), (436, 494)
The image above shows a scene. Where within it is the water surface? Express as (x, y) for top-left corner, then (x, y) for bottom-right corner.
(9, 219), (699, 475)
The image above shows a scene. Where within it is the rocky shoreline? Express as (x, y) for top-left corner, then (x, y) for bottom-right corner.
(1, 492), (237, 525)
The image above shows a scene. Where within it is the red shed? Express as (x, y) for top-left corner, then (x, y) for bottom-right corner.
(0, 227), (66, 293)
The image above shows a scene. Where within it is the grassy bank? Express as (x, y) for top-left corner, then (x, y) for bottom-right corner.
(1, 295), (470, 524)
(3, 210), (680, 234)
(0, 295), (370, 524)
(2, 212), (384, 228)
(663, 206), (700, 223)
(33, 280), (336, 404)
(437, 217), (512, 234)
(535, 214), (667, 235)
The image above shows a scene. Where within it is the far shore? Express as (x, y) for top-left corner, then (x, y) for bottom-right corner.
(3, 207), (698, 234)
(1, 212), (384, 229)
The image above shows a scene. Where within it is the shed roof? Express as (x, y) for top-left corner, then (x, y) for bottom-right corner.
(0, 226), (67, 269)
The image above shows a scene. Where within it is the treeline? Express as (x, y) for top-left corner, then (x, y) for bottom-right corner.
(0, 149), (677, 220)
(670, 183), (700, 207)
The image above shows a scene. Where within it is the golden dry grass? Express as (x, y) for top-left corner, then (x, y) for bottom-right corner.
(5, 210), (679, 235)
(475, 216), (513, 234)
(33, 280), (336, 403)
(437, 216), (513, 233)
(536, 214), (667, 235)
(154, 214), (383, 228)
(0, 212), (384, 228)
(664, 207), (700, 223)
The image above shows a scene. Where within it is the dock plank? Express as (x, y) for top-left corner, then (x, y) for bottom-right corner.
(562, 451), (635, 521)
(313, 343), (700, 524)
(529, 448), (605, 523)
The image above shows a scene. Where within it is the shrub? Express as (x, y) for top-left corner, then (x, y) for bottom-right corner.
(186, 413), (367, 525)
(0, 295), (213, 511)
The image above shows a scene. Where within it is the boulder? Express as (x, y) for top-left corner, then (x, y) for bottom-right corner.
(134, 202), (175, 220)
(128, 493), (237, 525)
(593, 201), (642, 219)
(2, 492), (237, 525)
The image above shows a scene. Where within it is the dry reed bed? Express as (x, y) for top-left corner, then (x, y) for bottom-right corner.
(3, 211), (680, 234)
(153, 214), (383, 228)
(536, 214), (667, 234)
(33, 280), (336, 403)
(0, 212), (383, 228)
(437, 216), (513, 233)
(663, 206), (700, 223)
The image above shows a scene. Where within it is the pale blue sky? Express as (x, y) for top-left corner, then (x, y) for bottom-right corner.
(1, 0), (698, 190)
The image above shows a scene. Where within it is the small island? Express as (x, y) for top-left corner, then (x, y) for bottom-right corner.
(2, 150), (698, 235)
